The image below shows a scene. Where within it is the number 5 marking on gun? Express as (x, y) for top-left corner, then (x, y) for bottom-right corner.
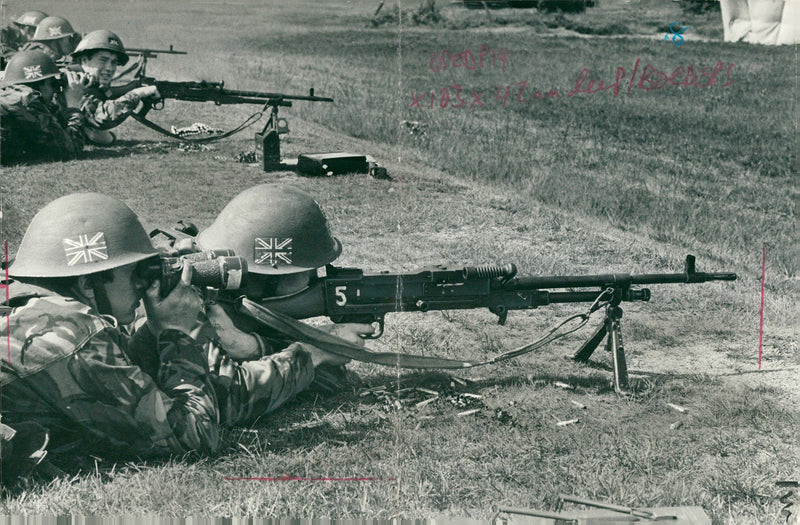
(335, 286), (347, 306)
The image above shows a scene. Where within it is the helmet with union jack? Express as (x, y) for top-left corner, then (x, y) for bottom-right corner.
(196, 184), (342, 275)
(9, 193), (159, 278)
(0, 50), (61, 86)
(30, 16), (76, 41)
(12, 10), (48, 29)
(72, 30), (129, 66)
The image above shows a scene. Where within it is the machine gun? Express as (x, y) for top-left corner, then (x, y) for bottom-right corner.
(246, 255), (736, 392)
(129, 77), (333, 171)
(113, 45), (187, 81)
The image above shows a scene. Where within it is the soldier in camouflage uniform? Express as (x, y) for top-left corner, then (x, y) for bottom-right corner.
(0, 50), (88, 165)
(0, 193), (220, 465)
(0, 11), (48, 67)
(191, 184), (373, 424)
(20, 16), (80, 63)
(70, 30), (161, 145)
(1, 192), (356, 474)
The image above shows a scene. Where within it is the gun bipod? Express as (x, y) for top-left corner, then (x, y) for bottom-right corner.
(573, 303), (629, 394)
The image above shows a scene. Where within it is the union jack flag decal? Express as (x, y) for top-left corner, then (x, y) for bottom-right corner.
(63, 232), (108, 266)
(23, 65), (42, 79)
(254, 237), (292, 266)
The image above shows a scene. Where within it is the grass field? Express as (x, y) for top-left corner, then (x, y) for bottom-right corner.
(1, 1), (798, 523)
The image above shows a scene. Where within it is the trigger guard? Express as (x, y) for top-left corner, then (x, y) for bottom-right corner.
(363, 319), (384, 339)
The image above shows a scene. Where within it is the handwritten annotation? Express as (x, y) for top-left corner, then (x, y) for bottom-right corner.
(410, 59), (734, 110)
(429, 45), (508, 73)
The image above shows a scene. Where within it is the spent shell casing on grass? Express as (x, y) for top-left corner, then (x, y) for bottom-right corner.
(570, 400), (587, 410)
(415, 397), (438, 408)
(457, 409), (481, 417)
(415, 387), (439, 396)
(556, 419), (579, 426)
(670, 421), (683, 430)
(667, 403), (687, 413)
(460, 393), (483, 400)
(554, 381), (574, 390)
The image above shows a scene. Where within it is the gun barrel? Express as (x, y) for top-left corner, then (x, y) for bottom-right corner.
(126, 47), (188, 56)
(220, 87), (333, 102)
(511, 258), (737, 290)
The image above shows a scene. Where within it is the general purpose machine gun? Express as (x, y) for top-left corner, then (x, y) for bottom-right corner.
(128, 76), (333, 171)
(246, 255), (736, 392)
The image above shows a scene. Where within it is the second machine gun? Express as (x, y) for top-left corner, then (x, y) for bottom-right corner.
(128, 76), (333, 171)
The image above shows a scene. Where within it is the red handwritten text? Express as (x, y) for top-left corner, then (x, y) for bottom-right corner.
(430, 45), (508, 73)
(568, 59), (734, 98)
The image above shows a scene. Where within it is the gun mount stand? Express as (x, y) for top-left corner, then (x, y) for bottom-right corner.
(573, 303), (629, 394)
(255, 100), (292, 171)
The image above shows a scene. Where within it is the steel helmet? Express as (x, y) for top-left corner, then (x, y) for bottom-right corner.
(30, 16), (76, 41)
(0, 50), (60, 86)
(10, 193), (159, 278)
(13, 11), (48, 29)
(196, 184), (342, 275)
(72, 30), (129, 66)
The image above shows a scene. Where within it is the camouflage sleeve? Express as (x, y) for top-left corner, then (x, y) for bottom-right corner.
(1, 88), (85, 160)
(81, 90), (146, 129)
(67, 327), (220, 456)
(209, 341), (315, 427)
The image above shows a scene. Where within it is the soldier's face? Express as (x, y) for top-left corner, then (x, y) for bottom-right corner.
(36, 78), (58, 106)
(104, 263), (148, 324)
(80, 51), (119, 88)
(51, 37), (75, 59)
(20, 25), (36, 40)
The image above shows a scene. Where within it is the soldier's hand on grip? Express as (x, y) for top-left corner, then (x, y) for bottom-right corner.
(204, 303), (262, 361)
(131, 85), (160, 101)
(300, 323), (375, 368)
(317, 323), (375, 347)
(62, 69), (87, 108)
(143, 263), (203, 337)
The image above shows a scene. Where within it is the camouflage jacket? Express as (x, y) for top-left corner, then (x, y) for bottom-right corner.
(0, 84), (85, 165)
(129, 322), (316, 428)
(80, 84), (149, 130)
(0, 282), (220, 459)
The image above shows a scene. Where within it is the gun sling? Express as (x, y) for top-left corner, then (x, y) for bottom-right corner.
(235, 296), (602, 370)
(129, 108), (266, 144)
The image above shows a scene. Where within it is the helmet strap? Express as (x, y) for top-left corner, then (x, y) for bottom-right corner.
(87, 273), (113, 316)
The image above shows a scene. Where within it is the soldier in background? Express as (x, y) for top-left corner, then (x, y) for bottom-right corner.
(0, 10), (48, 67)
(0, 50), (87, 165)
(70, 29), (161, 145)
(20, 16), (80, 63)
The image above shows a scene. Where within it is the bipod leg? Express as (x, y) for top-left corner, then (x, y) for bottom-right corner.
(255, 105), (282, 171)
(573, 321), (607, 363)
(605, 305), (629, 394)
